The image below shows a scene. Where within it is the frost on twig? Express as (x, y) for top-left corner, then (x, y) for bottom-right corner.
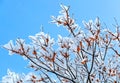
(3, 4), (120, 83)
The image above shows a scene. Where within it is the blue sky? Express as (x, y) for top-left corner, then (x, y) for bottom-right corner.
(0, 0), (120, 79)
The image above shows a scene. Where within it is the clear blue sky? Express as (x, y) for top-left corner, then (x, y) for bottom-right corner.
(0, 0), (120, 79)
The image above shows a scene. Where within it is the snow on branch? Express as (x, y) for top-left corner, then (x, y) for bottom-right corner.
(2, 4), (120, 83)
